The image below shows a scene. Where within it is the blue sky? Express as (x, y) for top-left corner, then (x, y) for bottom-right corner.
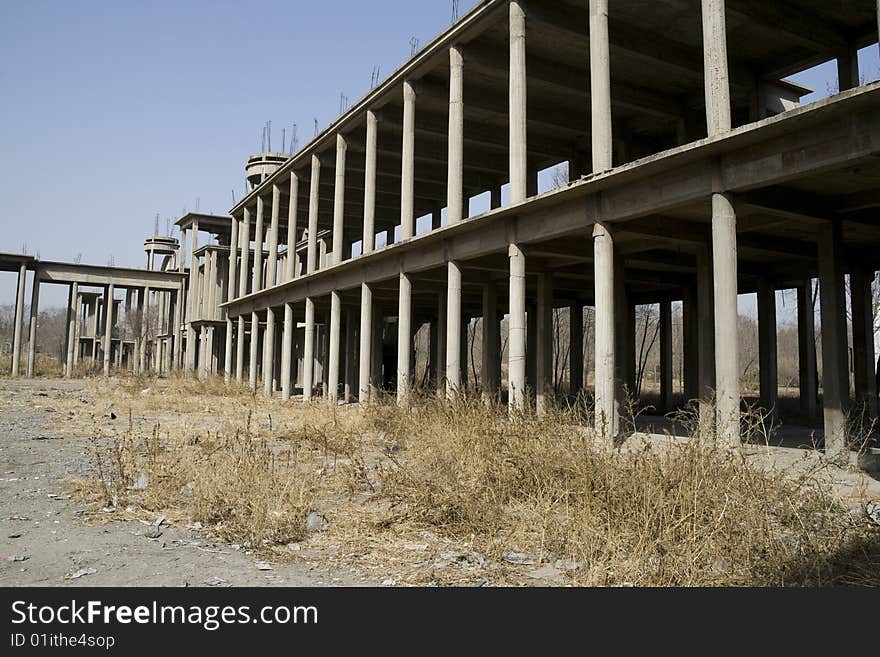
(0, 1), (877, 310)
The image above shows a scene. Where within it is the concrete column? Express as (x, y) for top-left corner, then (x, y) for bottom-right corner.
(397, 272), (412, 403)
(72, 291), (82, 369)
(701, 0), (732, 136)
(509, 0), (527, 204)
(252, 198), (265, 293)
(371, 308), (383, 396)
(228, 216), (240, 302)
(280, 303), (294, 401)
(569, 303), (584, 397)
(837, 45), (860, 92)
(431, 207), (442, 231)
(11, 263), (26, 376)
(234, 315), (245, 384)
(757, 279), (778, 423)
(401, 82), (417, 239)
(797, 280), (818, 422)
(527, 303), (537, 395)
(267, 185), (281, 287)
(207, 252), (218, 321)
(263, 307), (276, 397)
(223, 316), (233, 384)
(249, 312), (259, 391)
(682, 286), (699, 400)
(102, 284), (114, 376)
(332, 136), (347, 264)
(589, 0), (613, 172)
(327, 291), (342, 403)
(287, 173), (300, 280)
(65, 283), (79, 377)
(178, 229), (187, 274)
(435, 290), (447, 394)
(851, 268), (878, 419)
(536, 273), (553, 415)
(362, 111), (378, 255)
(359, 284), (373, 403)
(240, 207), (251, 296)
(140, 287), (151, 376)
(344, 310), (357, 402)
(303, 298), (316, 401)
(818, 222), (849, 460)
(491, 186), (502, 211)
(481, 283), (499, 400)
(447, 47), (464, 225)
(696, 245), (716, 421)
(659, 300), (673, 413)
(26, 272), (40, 378)
(446, 261), (462, 397)
(594, 224), (616, 443)
(172, 284), (183, 370)
(711, 192), (740, 446)
(197, 326), (207, 379)
(307, 155), (321, 274)
(508, 243), (527, 410)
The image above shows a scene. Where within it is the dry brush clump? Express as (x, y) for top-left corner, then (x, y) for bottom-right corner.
(372, 398), (880, 586)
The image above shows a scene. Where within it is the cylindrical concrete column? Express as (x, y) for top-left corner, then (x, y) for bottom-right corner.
(303, 298), (316, 401)
(711, 192), (740, 447)
(757, 279), (778, 423)
(281, 303), (294, 400)
(328, 291), (342, 403)
(11, 263), (27, 376)
(359, 283), (373, 402)
(701, 0), (732, 136)
(401, 82), (417, 239)
(102, 284), (114, 376)
(593, 224), (616, 444)
(240, 207), (251, 297)
(397, 272), (412, 403)
(569, 303), (584, 397)
(236, 315), (246, 384)
(253, 197), (265, 292)
(508, 243), (527, 410)
(267, 184), (281, 287)
(536, 274), (554, 415)
(287, 173), (300, 281)
(509, 1), (527, 204)
(263, 306), (276, 397)
(249, 312), (259, 391)
(446, 261), (462, 397)
(796, 280), (818, 422)
(26, 272), (41, 378)
(362, 111), (378, 255)
(307, 155), (321, 274)
(589, 0), (613, 172)
(228, 215), (240, 302)
(332, 136), (347, 265)
(447, 47), (465, 225)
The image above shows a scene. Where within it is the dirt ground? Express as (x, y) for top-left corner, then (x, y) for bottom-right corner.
(0, 379), (371, 587)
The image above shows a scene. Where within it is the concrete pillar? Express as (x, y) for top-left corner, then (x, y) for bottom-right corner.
(682, 286), (699, 400)
(65, 283), (78, 377)
(371, 309), (383, 395)
(447, 47), (464, 225)
(435, 290), (447, 394)
(701, 0), (732, 136)
(344, 310), (356, 402)
(139, 287), (151, 376)
(431, 207), (442, 231)
(307, 155), (321, 274)
(253, 197), (265, 292)
(303, 298), (316, 401)
(228, 216), (240, 302)
(446, 261), (462, 397)
(26, 273), (40, 378)
(659, 300), (673, 413)
(593, 224), (617, 444)
(837, 45), (860, 92)
(263, 307), (275, 397)
(287, 173), (300, 281)
(401, 82), (417, 239)
(851, 268), (878, 419)
(327, 291), (341, 403)
(696, 245), (716, 421)
(102, 284), (114, 376)
(757, 279), (778, 423)
(197, 326), (206, 378)
(279, 304), (293, 401)
(11, 263), (26, 376)
(359, 284), (373, 402)
(234, 315), (245, 384)
(536, 273), (553, 415)
(362, 111), (378, 255)
(240, 207), (251, 296)
(178, 229), (187, 274)
(207, 252), (218, 321)
(224, 317), (234, 384)
(818, 222), (850, 460)
(508, 243), (527, 410)
(491, 186), (502, 211)
(711, 193), (740, 446)
(569, 303), (584, 397)
(797, 280), (818, 422)
(267, 185), (281, 287)
(332, 136), (347, 264)
(249, 312), (259, 391)
(481, 283), (499, 400)
(72, 291), (82, 369)
(509, 0), (527, 204)
(589, 0), (613, 172)
(527, 303), (537, 395)
(397, 272), (412, 403)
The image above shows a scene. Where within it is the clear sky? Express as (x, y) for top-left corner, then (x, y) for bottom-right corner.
(0, 1), (877, 311)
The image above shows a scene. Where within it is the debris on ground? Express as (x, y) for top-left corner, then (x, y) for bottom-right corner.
(64, 567), (97, 580)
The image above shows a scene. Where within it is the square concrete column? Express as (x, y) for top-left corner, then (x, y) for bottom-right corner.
(303, 298), (316, 401)
(371, 308), (383, 396)
(435, 290), (447, 395)
(837, 45), (860, 92)
(682, 286), (699, 400)
(197, 326), (207, 379)
(536, 274), (554, 415)
(589, 0), (613, 173)
(701, 0), (732, 136)
(851, 268), (878, 419)
(228, 215), (239, 303)
(508, 0), (527, 204)
(328, 292), (342, 403)
(72, 290), (82, 369)
(140, 287), (151, 376)
(62, 287), (73, 377)
(249, 312), (259, 391)
(526, 304), (537, 396)
(235, 316), (246, 384)
(224, 316), (234, 384)
(307, 155), (321, 274)
(332, 136), (348, 265)
(253, 197), (265, 292)
(696, 244), (716, 423)
(344, 309), (357, 402)
(481, 283), (500, 400)
(263, 307), (276, 397)
(757, 279), (778, 423)
(267, 185), (281, 287)
(447, 46), (464, 226)
(593, 224), (617, 444)
(796, 280), (818, 422)
(491, 186), (502, 211)
(568, 303), (584, 398)
(65, 283), (79, 377)
(431, 207), (442, 231)
(358, 286), (374, 403)
(460, 318), (470, 391)
(178, 228), (187, 274)
(11, 263), (27, 376)
(280, 303), (294, 401)
(287, 173), (300, 281)
(362, 111), (378, 255)
(239, 207), (251, 297)
(397, 272), (412, 404)
(446, 261), (463, 397)
(401, 82), (417, 239)
(818, 222), (850, 460)
(26, 272), (41, 378)
(508, 243), (527, 411)
(659, 300), (673, 414)
(102, 284), (114, 376)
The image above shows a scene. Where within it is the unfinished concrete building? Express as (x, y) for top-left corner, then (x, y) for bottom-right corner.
(216, 0), (880, 459)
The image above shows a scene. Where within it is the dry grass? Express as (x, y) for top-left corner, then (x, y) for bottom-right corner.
(62, 377), (880, 586)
